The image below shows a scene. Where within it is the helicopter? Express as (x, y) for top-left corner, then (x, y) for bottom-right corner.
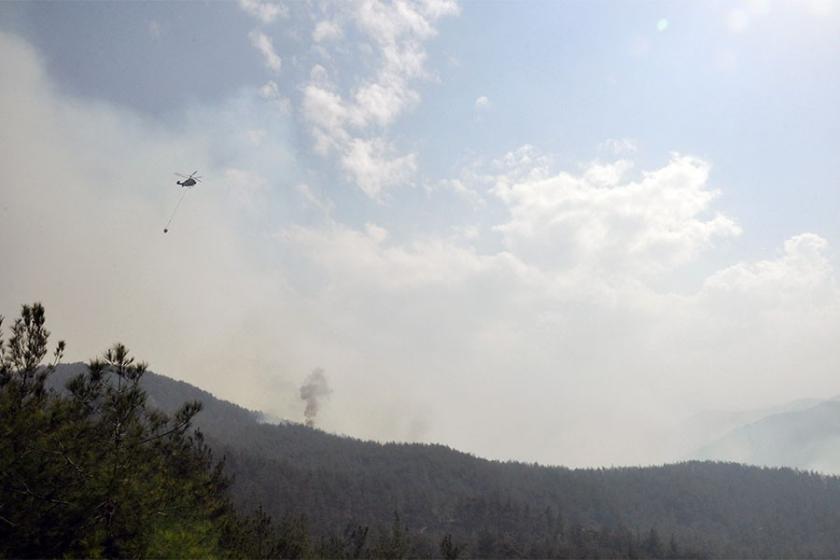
(164, 171), (203, 233)
(175, 171), (202, 187)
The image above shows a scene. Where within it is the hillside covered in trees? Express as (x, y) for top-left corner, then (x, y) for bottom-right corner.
(127, 384), (840, 558)
(0, 304), (313, 558)
(48, 365), (840, 558)
(8, 302), (840, 558)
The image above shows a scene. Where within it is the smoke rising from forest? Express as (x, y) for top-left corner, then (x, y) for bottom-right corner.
(300, 368), (331, 428)
(3, 24), (840, 468)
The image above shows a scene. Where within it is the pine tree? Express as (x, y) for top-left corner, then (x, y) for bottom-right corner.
(374, 512), (410, 559)
(439, 533), (461, 560)
(0, 303), (238, 558)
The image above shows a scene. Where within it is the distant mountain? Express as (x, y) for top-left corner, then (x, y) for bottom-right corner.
(679, 398), (825, 456)
(48, 364), (840, 558)
(693, 399), (840, 474)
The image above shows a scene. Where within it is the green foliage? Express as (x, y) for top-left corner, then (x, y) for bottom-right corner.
(145, 519), (220, 559)
(8, 302), (840, 558)
(372, 513), (410, 559)
(0, 303), (236, 558)
(223, 506), (312, 559)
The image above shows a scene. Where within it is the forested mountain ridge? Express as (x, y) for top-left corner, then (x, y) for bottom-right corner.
(47, 363), (840, 558)
(1, 308), (293, 559)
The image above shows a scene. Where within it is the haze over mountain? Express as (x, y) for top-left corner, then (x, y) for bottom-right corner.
(674, 398), (825, 459)
(3, 2), (840, 468)
(4, 1), (840, 557)
(42, 363), (840, 558)
(692, 398), (840, 474)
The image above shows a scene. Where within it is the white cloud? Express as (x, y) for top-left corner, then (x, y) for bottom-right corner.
(7, 28), (840, 470)
(352, 78), (421, 127)
(492, 144), (553, 183)
(239, 0), (288, 24)
(300, 0), (459, 198)
(249, 30), (282, 73)
(301, 73), (418, 197)
(273, 199), (840, 466)
(599, 137), (638, 155)
(258, 80), (291, 113)
(582, 159), (634, 187)
(301, 79), (349, 154)
(296, 183), (335, 216)
(452, 224), (480, 240)
(340, 137), (417, 199)
(259, 80), (280, 98)
(435, 178), (485, 208)
(313, 20), (343, 42)
(223, 167), (269, 210)
(274, 144), (837, 464)
(278, 222), (523, 293)
(703, 233), (833, 304)
(0, 32), (305, 415)
(420, 0), (461, 18)
(247, 129), (267, 146)
(365, 222), (389, 243)
(492, 150), (741, 275)
(474, 95), (491, 111)
(474, 96), (491, 122)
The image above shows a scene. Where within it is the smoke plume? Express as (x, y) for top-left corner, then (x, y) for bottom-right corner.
(300, 368), (331, 428)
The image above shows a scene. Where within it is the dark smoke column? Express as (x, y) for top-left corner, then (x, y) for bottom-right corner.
(300, 368), (331, 428)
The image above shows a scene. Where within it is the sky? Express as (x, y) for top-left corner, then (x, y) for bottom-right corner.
(1, 0), (839, 468)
